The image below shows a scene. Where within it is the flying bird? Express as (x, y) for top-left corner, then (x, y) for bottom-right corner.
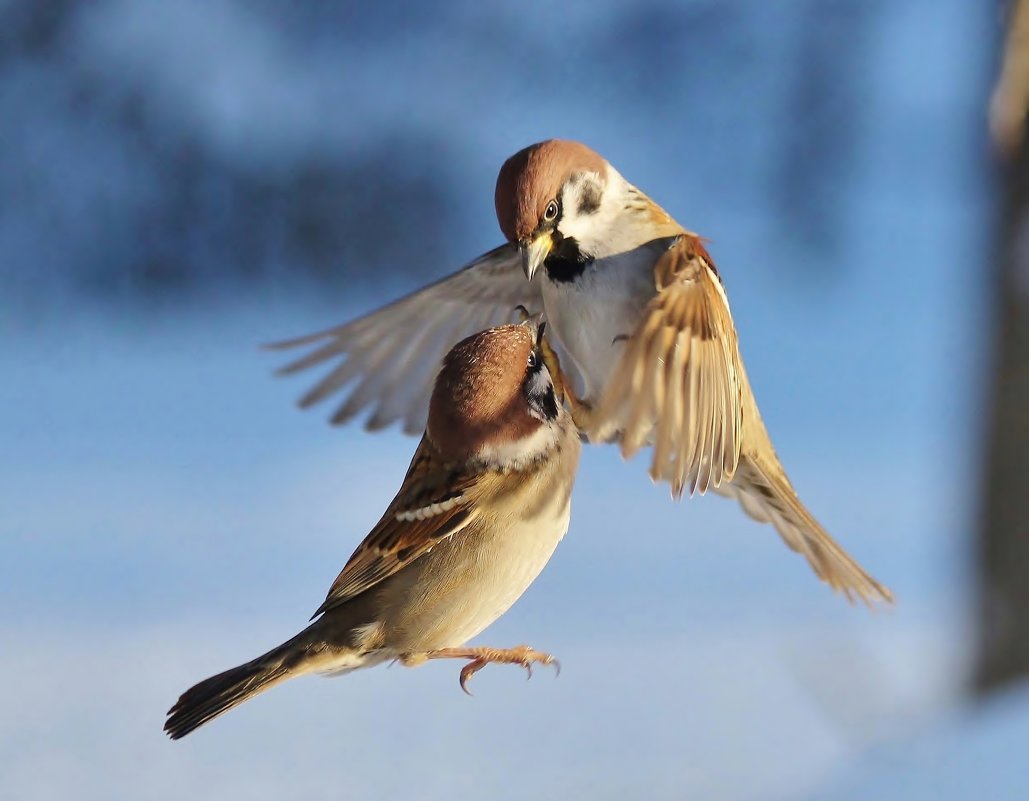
(166, 320), (580, 739)
(269, 140), (891, 605)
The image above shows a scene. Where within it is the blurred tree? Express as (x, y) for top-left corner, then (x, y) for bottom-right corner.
(773, 0), (877, 266)
(0, 0), (457, 303)
(3, 0), (889, 304)
(977, 0), (1029, 694)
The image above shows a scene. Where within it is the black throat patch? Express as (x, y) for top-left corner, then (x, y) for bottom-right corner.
(544, 235), (593, 284)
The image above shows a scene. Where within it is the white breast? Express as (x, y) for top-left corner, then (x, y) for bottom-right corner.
(541, 248), (655, 402)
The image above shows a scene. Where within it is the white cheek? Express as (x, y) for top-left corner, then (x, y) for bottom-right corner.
(475, 424), (559, 469)
(559, 186), (590, 242)
(557, 167), (642, 260)
(558, 215), (587, 244)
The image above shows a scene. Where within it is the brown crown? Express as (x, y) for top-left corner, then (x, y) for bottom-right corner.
(494, 140), (607, 242)
(427, 324), (539, 461)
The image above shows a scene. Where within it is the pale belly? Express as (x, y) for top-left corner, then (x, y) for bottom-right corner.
(429, 505), (570, 647)
(541, 252), (655, 402)
(379, 449), (577, 653)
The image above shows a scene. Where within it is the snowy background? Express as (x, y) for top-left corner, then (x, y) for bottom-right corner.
(1, 1), (1012, 799)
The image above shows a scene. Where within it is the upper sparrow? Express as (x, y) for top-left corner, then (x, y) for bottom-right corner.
(269, 140), (891, 605)
(166, 319), (580, 739)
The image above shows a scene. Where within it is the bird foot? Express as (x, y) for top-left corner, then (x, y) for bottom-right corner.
(425, 644), (560, 695)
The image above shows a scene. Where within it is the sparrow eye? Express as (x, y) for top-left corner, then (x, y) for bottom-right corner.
(543, 200), (559, 222)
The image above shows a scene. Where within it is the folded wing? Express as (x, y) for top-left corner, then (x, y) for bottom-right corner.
(313, 436), (489, 617)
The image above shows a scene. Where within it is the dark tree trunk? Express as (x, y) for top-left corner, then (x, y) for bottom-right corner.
(976, 7), (1029, 689)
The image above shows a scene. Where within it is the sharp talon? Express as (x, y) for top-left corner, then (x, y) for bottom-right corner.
(514, 305), (531, 322)
(458, 657), (487, 695)
(612, 334), (630, 345)
(430, 646), (557, 695)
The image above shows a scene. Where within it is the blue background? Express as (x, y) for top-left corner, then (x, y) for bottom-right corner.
(0, 2), (999, 799)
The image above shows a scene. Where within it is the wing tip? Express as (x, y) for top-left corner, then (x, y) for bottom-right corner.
(261, 330), (333, 351)
(829, 571), (895, 608)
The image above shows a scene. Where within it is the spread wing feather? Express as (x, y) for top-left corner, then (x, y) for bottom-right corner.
(589, 235), (744, 496)
(715, 369), (895, 605)
(267, 244), (543, 435)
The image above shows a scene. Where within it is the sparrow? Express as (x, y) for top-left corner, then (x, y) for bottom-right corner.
(268, 139), (892, 605)
(165, 319), (580, 739)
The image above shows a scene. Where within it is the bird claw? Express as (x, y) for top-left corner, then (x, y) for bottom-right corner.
(522, 653), (560, 681)
(458, 659), (487, 696)
(439, 645), (560, 696)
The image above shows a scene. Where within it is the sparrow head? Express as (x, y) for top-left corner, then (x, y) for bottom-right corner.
(495, 139), (653, 280)
(427, 318), (565, 467)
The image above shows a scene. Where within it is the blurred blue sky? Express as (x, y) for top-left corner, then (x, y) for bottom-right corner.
(0, 1), (1001, 800)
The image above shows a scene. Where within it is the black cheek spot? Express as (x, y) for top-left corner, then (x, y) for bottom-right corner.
(533, 385), (559, 421)
(577, 182), (602, 216)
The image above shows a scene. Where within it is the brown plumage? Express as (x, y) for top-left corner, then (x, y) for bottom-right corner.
(266, 139), (893, 607)
(427, 324), (539, 460)
(495, 140), (607, 242)
(591, 235), (744, 497)
(166, 322), (580, 739)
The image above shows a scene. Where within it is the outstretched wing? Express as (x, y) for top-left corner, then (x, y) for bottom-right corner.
(585, 234), (890, 603)
(588, 235), (744, 496)
(268, 244), (542, 434)
(313, 436), (489, 617)
(715, 372), (894, 605)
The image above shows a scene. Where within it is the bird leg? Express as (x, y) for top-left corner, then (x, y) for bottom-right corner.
(423, 644), (560, 695)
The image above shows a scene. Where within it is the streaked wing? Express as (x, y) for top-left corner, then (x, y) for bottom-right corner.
(588, 235), (744, 496)
(714, 369), (894, 605)
(313, 436), (486, 616)
(715, 453), (894, 605)
(267, 244), (542, 434)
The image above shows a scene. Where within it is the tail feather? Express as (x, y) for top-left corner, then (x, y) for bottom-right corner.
(164, 657), (291, 739)
(165, 615), (376, 739)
